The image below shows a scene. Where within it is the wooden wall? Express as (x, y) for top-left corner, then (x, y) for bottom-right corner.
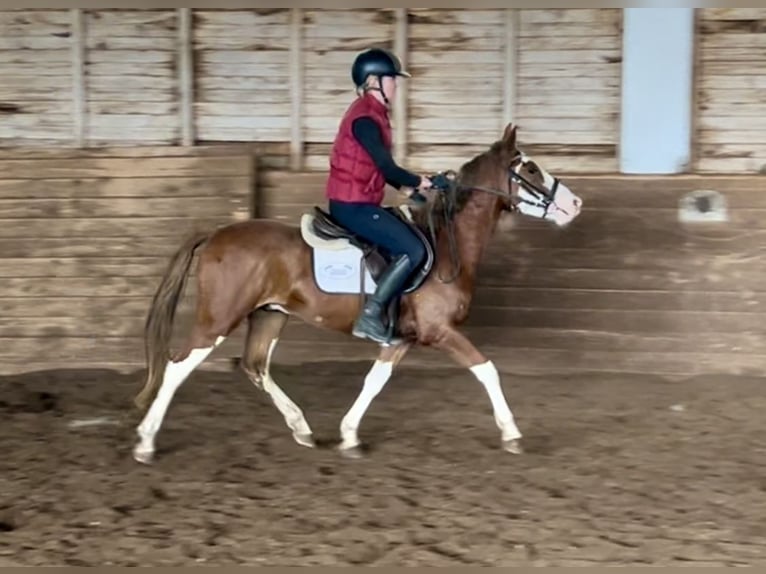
(0, 146), (254, 374)
(258, 170), (766, 378)
(1, 8), (622, 174)
(0, 10), (73, 145)
(694, 8), (766, 173)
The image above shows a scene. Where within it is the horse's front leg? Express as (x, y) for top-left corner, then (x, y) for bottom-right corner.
(337, 342), (411, 458)
(434, 328), (523, 454)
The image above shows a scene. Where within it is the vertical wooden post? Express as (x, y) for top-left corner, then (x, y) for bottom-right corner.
(178, 8), (194, 146)
(289, 8), (303, 171)
(71, 8), (85, 147)
(393, 8), (408, 164)
(687, 8), (701, 173)
(503, 8), (518, 130)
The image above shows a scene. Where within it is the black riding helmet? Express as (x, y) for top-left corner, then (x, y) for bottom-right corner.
(351, 48), (411, 91)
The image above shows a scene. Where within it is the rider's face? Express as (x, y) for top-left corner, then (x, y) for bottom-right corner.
(381, 75), (397, 103)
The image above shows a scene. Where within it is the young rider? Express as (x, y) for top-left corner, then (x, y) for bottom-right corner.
(324, 47), (433, 345)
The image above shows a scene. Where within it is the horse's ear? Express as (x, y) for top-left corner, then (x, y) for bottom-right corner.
(501, 122), (517, 150)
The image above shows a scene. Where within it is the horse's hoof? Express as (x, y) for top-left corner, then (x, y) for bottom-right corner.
(133, 446), (155, 465)
(293, 432), (315, 448)
(503, 439), (523, 454)
(338, 444), (365, 460)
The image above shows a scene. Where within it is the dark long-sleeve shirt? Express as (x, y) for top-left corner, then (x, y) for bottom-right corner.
(351, 116), (422, 190)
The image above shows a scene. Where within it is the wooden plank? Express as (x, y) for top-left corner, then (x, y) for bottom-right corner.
(0, 237), (220, 258)
(85, 35), (176, 50)
(0, 156), (251, 179)
(194, 9), (291, 27)
(289, 7), (303, 171)
(519, 9), (620, 25)
(434, 348), (766, 377)
(193, 102), (290, 117)
(407, 9), (504, 26)
(698, 130), (766, 145)
(696, 157), (766, 173)
(281, 322), (766, 355)
(71, 8), (85, 147)
(517, 22), (622, 38)
(0, 144), (255, 159)
(698, 115), (766, 132)
(0, 297), (156, 317)
(519, 49), (621, 65)
(701, 8), (766, 20)
(697, 75), (766, 89)
(0, 196), (247, 218)
(699, 62), (766, 76)
(193, 36), (290, 50)
(178, 8), (194, 146)
(475, 264), (766, 292)
(699, 32), (766, 49)
(407, 30), (503, 51)
(469, 286), (766, 313)
(0, 257), (169, 278)
(700, 47), (766, 62)
(393, 8), (407, 164)
(84, 75), (175, 92)
(0, 10), (71, 26)
(0, 276), (163, 297)
(302, 8), (394, 29)
(698, 103), (766, 117)
(518, 63), (623, 78)
(0, 48), (72, 64)
(0, 216), (234, 238)
(504, 9), (518, 128)
(194, 91), (290, 105)
(0, 35), (70, 50)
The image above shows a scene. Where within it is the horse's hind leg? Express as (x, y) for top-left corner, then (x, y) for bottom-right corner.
(338, 342), (411, 458)
(133, 331), (226, 464)
(241, 308), (315, 448)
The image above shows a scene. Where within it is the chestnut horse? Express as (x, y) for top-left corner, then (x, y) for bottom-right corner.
(131, 123), (582, 464)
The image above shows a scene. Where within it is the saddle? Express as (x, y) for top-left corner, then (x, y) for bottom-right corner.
(307, 205), (434, 295)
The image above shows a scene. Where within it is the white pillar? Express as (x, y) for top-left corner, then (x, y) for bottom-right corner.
(619, 8), (695, 174)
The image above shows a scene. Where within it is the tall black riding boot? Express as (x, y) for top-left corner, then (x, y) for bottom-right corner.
(352, 254), (412, 345)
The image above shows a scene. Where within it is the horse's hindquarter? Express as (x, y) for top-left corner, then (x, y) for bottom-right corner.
(204, 218), (361, 332)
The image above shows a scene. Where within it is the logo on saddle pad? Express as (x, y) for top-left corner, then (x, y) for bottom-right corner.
(300, 206), (434, 296)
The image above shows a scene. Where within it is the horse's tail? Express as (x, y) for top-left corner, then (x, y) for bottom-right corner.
(133, 230), (210, 414)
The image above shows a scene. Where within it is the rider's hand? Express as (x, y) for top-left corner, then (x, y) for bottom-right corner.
(429, 172), (453, 191)
(418, 175), (433, 190)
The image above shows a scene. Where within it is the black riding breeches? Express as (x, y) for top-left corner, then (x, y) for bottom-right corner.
(328, 200), (426, 273)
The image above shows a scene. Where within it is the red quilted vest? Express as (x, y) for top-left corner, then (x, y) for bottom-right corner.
(325, 93), (392, 205)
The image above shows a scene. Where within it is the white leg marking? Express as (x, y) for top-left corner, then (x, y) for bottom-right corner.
(264, 304), (290, 315)
(339, 360), (393, 450)
(470, 360), (522, 442)
(258, 338), (314, 446)
(133, 336), (225, 463)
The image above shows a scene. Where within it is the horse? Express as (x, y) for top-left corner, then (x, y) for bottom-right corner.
(131, 122), (583, 464)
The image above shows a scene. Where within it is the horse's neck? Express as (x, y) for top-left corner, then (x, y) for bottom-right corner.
(445, 191), (499, 281)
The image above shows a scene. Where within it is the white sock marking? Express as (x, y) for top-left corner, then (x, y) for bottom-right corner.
(339, 359), (393, 449)
(257, 338), (313, 440)
(134, 336), (225, 459)
(470, 360), (522, 441)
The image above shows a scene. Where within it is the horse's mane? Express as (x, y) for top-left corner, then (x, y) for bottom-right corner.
(410, 140), (506, 237)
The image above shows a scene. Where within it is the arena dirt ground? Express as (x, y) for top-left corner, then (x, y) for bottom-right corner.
(0, 360), (764, 566)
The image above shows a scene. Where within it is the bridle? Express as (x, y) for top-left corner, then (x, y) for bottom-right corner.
(423, 152), (562, 284)
(459, 152), (561, 215)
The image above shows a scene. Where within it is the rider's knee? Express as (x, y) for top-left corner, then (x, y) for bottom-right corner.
(407, 241), (427, 269)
